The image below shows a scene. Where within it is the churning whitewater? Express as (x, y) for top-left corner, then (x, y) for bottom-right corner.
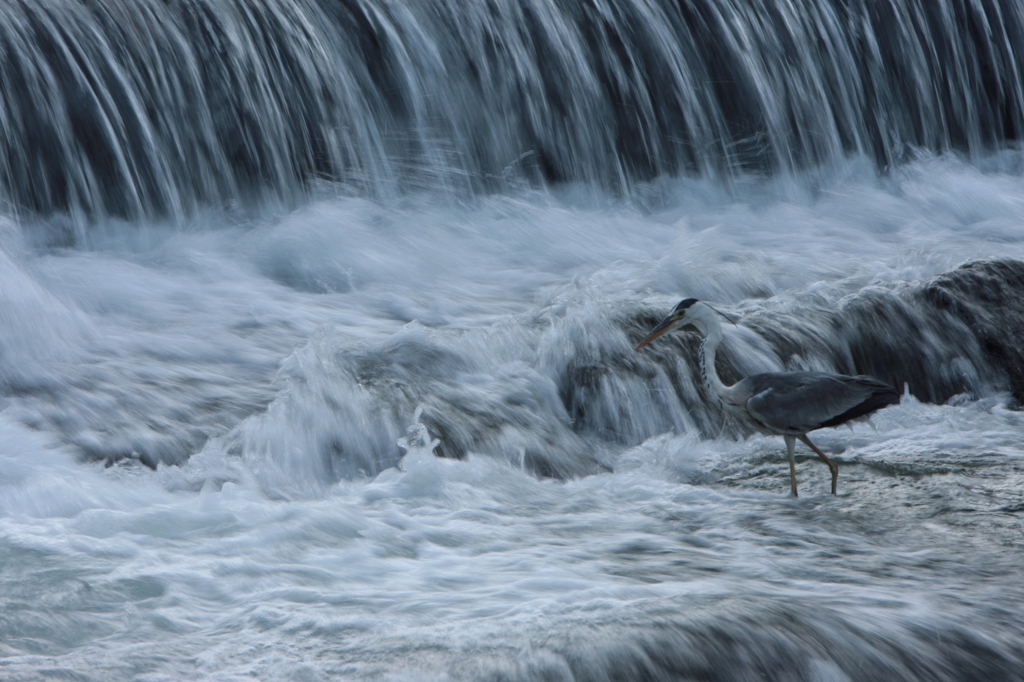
(3, 1), (1024, 680)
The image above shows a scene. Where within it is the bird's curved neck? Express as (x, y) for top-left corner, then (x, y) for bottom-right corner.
(697, 317), (732, 401)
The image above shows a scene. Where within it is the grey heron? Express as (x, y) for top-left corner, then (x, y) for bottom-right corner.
(636, 299), (900, 496)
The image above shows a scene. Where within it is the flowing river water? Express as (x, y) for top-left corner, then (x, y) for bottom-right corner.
(2, 1), (1024, 680)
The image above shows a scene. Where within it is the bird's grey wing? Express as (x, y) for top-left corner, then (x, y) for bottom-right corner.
(743, 373), (893, 434)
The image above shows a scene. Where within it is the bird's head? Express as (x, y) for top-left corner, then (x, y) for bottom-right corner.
(635, 299), (735, 350)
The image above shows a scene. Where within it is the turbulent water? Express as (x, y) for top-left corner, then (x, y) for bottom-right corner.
(4, 1), (1024, 681)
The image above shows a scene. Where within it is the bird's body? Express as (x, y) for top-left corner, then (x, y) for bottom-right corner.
(636, 299), (900, 496)
(734, 371), (899, 436)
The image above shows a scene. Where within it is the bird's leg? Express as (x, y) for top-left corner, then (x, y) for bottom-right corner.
(798, 435), (838, 495)
(784, 435), (798, 497)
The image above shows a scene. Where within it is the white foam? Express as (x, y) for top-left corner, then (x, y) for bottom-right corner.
(3, 155), (1024, 677)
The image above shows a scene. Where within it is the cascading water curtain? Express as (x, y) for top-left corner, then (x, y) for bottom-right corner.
(1, 0), (1022, 220)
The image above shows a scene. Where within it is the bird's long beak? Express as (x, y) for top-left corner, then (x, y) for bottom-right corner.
(635, 315), (677, 350)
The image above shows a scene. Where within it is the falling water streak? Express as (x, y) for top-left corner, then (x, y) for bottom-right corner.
(1, 0), (1023, 221)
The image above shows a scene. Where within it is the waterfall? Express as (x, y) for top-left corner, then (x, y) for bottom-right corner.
(2, 0), (1023, 220)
